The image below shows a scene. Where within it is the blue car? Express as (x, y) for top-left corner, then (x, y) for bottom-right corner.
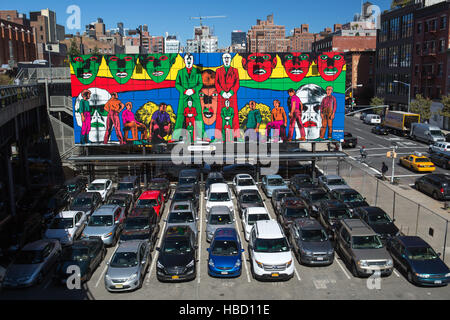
(387, 236), (450, 287)
(207, 228), (244, 278)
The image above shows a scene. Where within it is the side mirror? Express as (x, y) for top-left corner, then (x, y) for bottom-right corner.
(206, 248), (210, 253)
(75, 223), (81, 228)
(141, 260), (146, 265)
(155, 247), (160, 252)
(438, 252), (442, 257)
(241, 249), (245, 253)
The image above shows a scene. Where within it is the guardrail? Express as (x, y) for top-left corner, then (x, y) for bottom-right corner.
(0, 85), (43, 109)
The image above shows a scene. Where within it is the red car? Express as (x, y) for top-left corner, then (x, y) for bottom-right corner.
(135, 190), (165, 219)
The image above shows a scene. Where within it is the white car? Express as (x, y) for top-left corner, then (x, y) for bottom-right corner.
(233, 174), (258, 195)
(248, 220), (294, 281)
(429, 142), (450, 154)
(86, 179), (113, 201)
(205, 183), (235, 216)
(242, 207), (271, 242)
(45, 211), (87, 246)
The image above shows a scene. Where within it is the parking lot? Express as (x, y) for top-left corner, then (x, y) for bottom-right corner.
(1, 183), (449, 300)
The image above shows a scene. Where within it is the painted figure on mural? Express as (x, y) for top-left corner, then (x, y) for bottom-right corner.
(79, 89), (92, 144)
(122, 102), (148, 143)
(138, 53), (177, 83)
(184, 98), (198, 143)
(103, 92), (125, 144)
(280, 52), (311, 82)
(266, 100), (287, 143)
(241, 53), (278, 82)
(173, 53), (204, 141)
(245, 101), (262, 142)
(70, 55), (103, 85)
(200, 69), (219, 127)
(319, 86), (337, 140)
(215, 53), (240, 141)
(316, 52), (345, 82)
(288, 88), (306, 141)
(221, 100), (234, 142)
(149, 102), (172, 144)
(105, 54), (137, 84)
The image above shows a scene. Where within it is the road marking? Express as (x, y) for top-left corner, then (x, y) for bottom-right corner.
(393, 269), (401, 278)
(233, 211), (251, 283)
(197, 191), (204, 284)
(95, 265), (108, 288)
(294, 266), (302, 281)
(335, 257), (351, 280)
(147, 209), (168, 284)
(393, 174), (427, 178)
(42, 277), (52, 290)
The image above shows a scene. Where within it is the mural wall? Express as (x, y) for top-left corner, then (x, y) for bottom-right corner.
(70, 52), (346, 145)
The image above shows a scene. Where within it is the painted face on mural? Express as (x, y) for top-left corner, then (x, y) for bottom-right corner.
(184, 54), (194, 69)
(106, 54), (137, 84)
(317, 52), (345, 81)
(200, 69), (218, 126)
(298, 84), (326, 140)
(139, 54), (177, 83)
(241, 53), (277, 82)
(222, 53), (232, 67)
(281, 53), (311, 82)
(70, 55), (102, 85)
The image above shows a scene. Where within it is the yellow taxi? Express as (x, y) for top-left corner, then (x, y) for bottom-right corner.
(399, 152), (436, 172)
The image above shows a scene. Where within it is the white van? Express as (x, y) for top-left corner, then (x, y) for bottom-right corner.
(410, 123), (445, 144)
(364, 114), (381, 125)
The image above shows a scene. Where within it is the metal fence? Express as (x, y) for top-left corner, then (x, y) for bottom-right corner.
(0, 85), (43, 109)
(318, 157), (450, 265)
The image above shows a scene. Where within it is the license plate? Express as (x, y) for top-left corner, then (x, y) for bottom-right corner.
(271, 273), (279, 277)
(221, 272), (228, 275)
(115, 284), (123, 289)
(317, 257), (324, 261)
(434, 280), (442, 284)
(172, 275), (179, 280)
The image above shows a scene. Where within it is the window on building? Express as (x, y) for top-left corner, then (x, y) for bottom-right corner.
(424, 21), (429, 33)
(415, 65), (419, 75)
(416, 43), (421, 55)
(440, 16), (447, 30)
(431, 19), (437, 32)
(439, 39), (445, 53)
(417, 22), (422, 34)
(438, 63), (443, 77)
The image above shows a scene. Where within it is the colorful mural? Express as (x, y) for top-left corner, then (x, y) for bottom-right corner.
(70, 52), (346, 145)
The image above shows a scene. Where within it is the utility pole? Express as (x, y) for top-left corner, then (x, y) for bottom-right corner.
(389, 143), (398, 184)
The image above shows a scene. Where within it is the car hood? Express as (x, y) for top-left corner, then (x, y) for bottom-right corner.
(206, 223), (234, 234)
(210, 254), (241, 268)
(237, 186), (258, 193)
(206, 202), (233, 210)
(6, 263), (41, 280)
(45, 229), (73, 240)
(353, 248), (391, 261)
(240, 202), (263, 210)
(107, 265), (139, 279)
(120, 229), (150, 241)
(410, 259), (450, 275)
(159, 253), (195, 268)
(299, 240), (333, 253)
(253, 251), (292, 265)
(328, 185), (352, 191)
(83, 226), (114, 237)
(166, 223), (197, 234)
(370, 223), (399, 237)
(345, 201), (369, 209)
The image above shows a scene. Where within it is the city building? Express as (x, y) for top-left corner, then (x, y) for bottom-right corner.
(62, 33), (124, 55)
(165, 34), (180, 53)
(247, 14), (289, 52)
(186, 25), (218, 53)
(0, 10), (30, 26)
(287, 24), (316, 52)
(0, 18), (36, 66)
(231, 30), (246, 46)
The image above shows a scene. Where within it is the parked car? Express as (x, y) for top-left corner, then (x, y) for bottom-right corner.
(135, 190), (165, 219)
(248, 220), (294, 281)
(277, 197), (310, 234)
(387, 236), (450, 286)
(329, 188), (369, 211)
(120, 210), (159, 246)
(2, 239), (61, 288)
(170, 200), (197, 219)
(271, 188), (295, 216)
(371, 125), (389, 135)
(147, 178), (170, 200)
(298, 188), (331, 218)
(86, 179), (114, 202)
(429, 142), (450, 154)
(105, 240), (150, 292)
(318, 200), (354, 238)
(289, 174), (316, 195)
(364, 114), (381, 125)
(107, 193), (133, 217)
(318, 175), (351, 192)
(41, 188), (72, 224)
(241, 207), (271, 242)
(410, 123), (445, 144)
(400, 153), (436, 173)
(55, 237), (106, 284)
(63, 176), (88, 199)
(44, 211), (87, 246)
(81, 205), (125, 246)
(178, 169), (200, 187)
(69, 192), (102, 217)
(115, 176), (141, 202)
(165, 207), (199, 239)
(232, 174), (258, 195)
(261, 175), (288, 198)
(236, 189), (264, 218)
(335, 219), (393, 278)
(342, 132), (358, 149)
(205, 172), (226, 193)
(207, 228), (244, 278)
(353, 207), (400, 243)
(172, 184), (199, 212)
(288, 218), (334, 266)
(156, 226), (197, 282)
(222, 164), (257, 181)
(205, 183), (234, 216)
(415, 174), (450, 201)
(205, 206), (235, 242)
(429, 152), (450, 170)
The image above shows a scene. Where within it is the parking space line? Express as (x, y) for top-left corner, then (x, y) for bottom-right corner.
(197, 191), (203, 284)
(233, 212), (251, 283)
(393, 269), (401, 278)
(95, 265), (108, 288)
(294, 266), (301, 281)
(335, 258), (351, 280)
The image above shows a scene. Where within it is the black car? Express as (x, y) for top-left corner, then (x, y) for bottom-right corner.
(115, 176), (141, 202)
(64, 176), (88, 199)
(222, 164), (257, 181)
(329, 188), (369, 211)
(299, 188), (331, 218)
(205, 172), (225, 193)
(69, 192), (103, 216)
(107, 193), (133, 217)
(318, 200), (353, 237)
(156, 226), (197, 282)
(40, 188), (72, 224)
(178, 169), (200, 187)
(277, 197), (310, 234)
(341, 132), (358, 149)
(236, 189), (264, 218)
(290, 174), (316, 195)
(119, 212), (159, 247)
(148, 178), (170, 200)
(172, 184), (200, 212)
(429, 152), (450, 170)
(415, 174), (450, 201)
(55, 237), (106, 284)
(353, 207), (400, 243)
(371, 125), (389, 135)
(271, 188), (295, 216)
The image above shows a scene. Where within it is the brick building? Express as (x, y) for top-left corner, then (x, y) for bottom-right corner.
(0, 19), (36, 65)
(247, 14), (289, 52)
(287, 25), (316, 52)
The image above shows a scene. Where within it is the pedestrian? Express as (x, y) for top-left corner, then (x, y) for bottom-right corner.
(382, 162), (388, 180)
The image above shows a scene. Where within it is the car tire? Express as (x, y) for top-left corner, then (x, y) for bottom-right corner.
(407, 270), (416, 285)
(415, 183), (421, 192)
(351, 262), (360, 278)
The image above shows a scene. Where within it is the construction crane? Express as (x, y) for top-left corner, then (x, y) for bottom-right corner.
(190, 15), (226, 53)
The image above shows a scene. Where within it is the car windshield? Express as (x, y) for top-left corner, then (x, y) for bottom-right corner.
(162, 239), (192, 255)
(328, 179), (346, 186)
(72, 197), (92, 207)
(211, 240), (239, 256)
(118, 182), (134, 191)
(247, 213), (270, 225)
(174, 192), (194, 202)
(341, 193), (365, 202)
(285, 207), (308, 218)
(110, 252), (138, 268)
(15, 250), (44, 264)
(209, 192), (230, 202)
(49, 218), (73, 229)
(172, 204), (189, 211)
(107, 198), (125, 207)
(241, 194), (261, 203)
(296, 177), (312, 184)
(88, 215), (113, 227)
(238, 179), (254, 186)
(368, 212), (392, 224)
(149, 183), (167, 190)
(328, 208), (352, 219)
(268, 178), (284, 186)
(88, 183), (105, 191)
(352, 236), (383, 249)
(62, 247), (89, 262)
(407, 247), (439, 261)
(311, 192), (330, 201)
(136, 199), (157, 208)
(207, 178), (224, 186)
(209, 214), (232, 225)
(124, 218), (149, 231)
(301, 229), (328, 242)
(275, 192), (293, 201)
(179, 178), (197, 185)
(415, 158), (431, 163)
(430, 130), (442, 136)
(168, 211), (194, 223)
(254, 238), (289, 253)
(66, 184), (78, 193)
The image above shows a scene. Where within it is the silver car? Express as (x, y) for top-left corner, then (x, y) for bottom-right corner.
(165, 209), (199, 239)
(317, 175), (352, 192)
(261, 175), (289, 198)
(105, 240), (150, 292)
(205, 206), (235, 242)
(2, 239), (61, 288)
(82, 205), (125, 246)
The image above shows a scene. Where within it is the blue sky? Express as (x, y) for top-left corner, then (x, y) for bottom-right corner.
(7, 0), (392, 47)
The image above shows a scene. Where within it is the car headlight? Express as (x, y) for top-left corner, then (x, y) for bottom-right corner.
(286, 260), (292, 268)
(228, 205), (234, 212)
(386, 259), (393, 267)
(186, 260), (195, 268)
(445, 273), (450, 277)
(255, 260), (264, 269)
(415, 273), (430, 278)
(358, 260), (369, 267)
(105, 274), (111, 280)
(206, 207), (211, 213)
(208, 259), (215, 267)
(157, 261), (164, 269)
(103, 232), (113, 238)
(234, 259), (241, 268)
(128, 273), (138, 281)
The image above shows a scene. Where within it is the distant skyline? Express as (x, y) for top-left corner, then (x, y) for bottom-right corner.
(4, 0), (392, 47)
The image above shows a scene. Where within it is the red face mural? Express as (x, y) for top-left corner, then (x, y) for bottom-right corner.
(241, 53), (278, 82)
(281, 53), (311, 82)
(317, 52), (345, 81)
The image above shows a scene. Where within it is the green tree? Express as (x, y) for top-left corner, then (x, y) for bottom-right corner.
(68, 38), (80, 56)
(439, 95), (450, 118)
(410, 94), (432, 123)
(92, 46), (100, 55)
(370, 96), (385, 115)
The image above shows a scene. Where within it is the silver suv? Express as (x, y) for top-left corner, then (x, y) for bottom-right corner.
(335, 219), (393, 278)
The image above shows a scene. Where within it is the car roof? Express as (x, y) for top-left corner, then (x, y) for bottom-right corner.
(207, 172), (224, 179)
(294, 218), (324, 230)
(247, 207), (269, 214)
(283, 197), (306, 207)
(255, 220), (283, 239)
(164, 226), (192, 238)
(324, 175), (343, 180)
(306, 188), (327, 194)
(90, 179), (109, 183)
(23, 239), (55, 251)
(129, 207), (154, 217)
(210, 206), (232, 215)
(322, 200), (348, 208)
(333, 188), (359, 194)
(56, 211), (80, 219)
(358, 207), (387, 215)
(119, 176), (138, 183)
(72, 238), (102, 247)
(265, 175), (282, 179)
(179, 169), (199, 177)
(209, 183), (229, 192)
(397, 236), (430, 248)
(76, 192), (97, 199)
(93, 205), (119, 215)
(213, 228), (238, 241)
(150, 178), (169, 183)
(139, 190), (160, 199)
(239, 189), (259, 195)
(110, 193), (130, 199)
(273, 188), (292, 194)
(176, 184), (196, 192)
(426, 174), (450, 182)
(341, 219), (376, 236)
(236, 174), (253, 179)
(115, 240), (144, 253)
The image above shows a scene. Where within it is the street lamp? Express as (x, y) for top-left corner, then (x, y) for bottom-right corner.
(393, 80), (411, 113)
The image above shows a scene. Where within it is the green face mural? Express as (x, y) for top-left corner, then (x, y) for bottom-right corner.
(139, 54), (177, 83)
(105, 54), (137, 84)
(70, 55), (102, 85)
